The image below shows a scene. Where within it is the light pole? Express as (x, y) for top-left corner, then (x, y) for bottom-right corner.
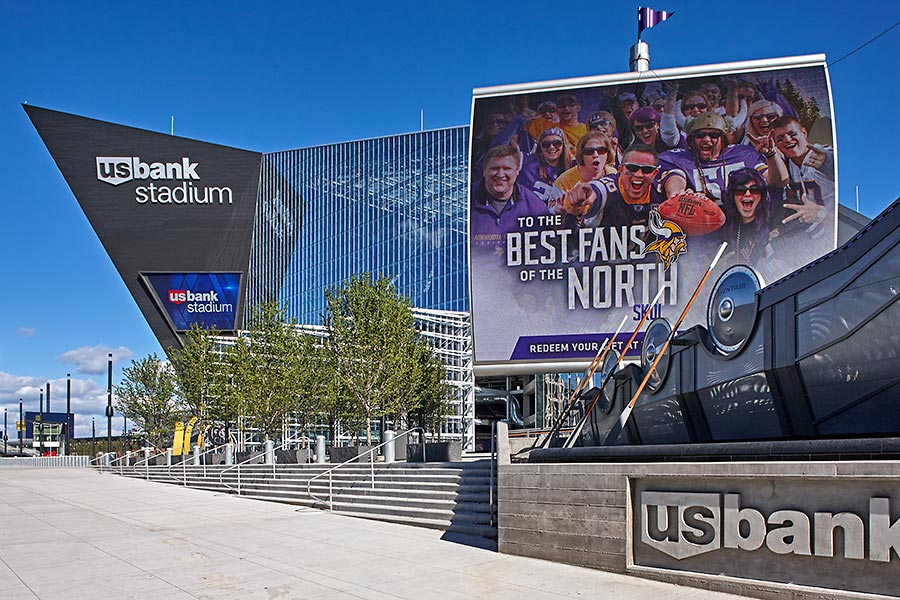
(3, 408), (7, 455)
(39, 389), (44, 456)
(106, 353), (113, 454)
(18, 399), (23, 457)
(91, 417), (96, 457)
(66, 374), (71, 455)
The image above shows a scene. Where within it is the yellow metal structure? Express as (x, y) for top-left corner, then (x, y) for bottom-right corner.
(182, 417), (198, 456)
(172, 421), (185, 456)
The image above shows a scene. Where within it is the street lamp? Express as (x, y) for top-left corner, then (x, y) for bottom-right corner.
(106, 353), (113, 454)
(18, 399), (23, 457)
(39, 389), (44, 456)
(66, 374), (71, 456)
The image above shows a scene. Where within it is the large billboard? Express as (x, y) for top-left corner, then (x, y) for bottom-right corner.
(26, 106), (262, 351)
(142, 272), (242, 332)
(469, 55), (836, 370)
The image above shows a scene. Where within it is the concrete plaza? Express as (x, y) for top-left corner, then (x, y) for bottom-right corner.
(0, 467), (744, 600)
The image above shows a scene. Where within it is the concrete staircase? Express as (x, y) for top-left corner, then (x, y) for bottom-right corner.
(109, 461), (496, 539)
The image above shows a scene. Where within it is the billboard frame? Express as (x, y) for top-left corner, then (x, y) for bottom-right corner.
(468, 54), (837, 376)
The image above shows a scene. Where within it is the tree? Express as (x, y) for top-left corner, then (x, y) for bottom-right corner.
(224, 301), (304, 441)
(409, 343), (453, 440)
(292, 333), (330, 447)
(776, 78), (821, 132)
(114, 354), (179, 448)
(168, 324), (223, 436)
(324, 273), (448, 444)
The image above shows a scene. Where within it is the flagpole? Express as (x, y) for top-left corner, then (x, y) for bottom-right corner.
(631, 7), (650, 72)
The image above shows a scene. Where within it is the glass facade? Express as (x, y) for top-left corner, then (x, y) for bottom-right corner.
(250, 126), (469, 324)
(249, 126), (476, 450)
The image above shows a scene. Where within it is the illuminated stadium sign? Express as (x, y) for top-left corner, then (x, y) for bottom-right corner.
(468, 55), (837, 369)
(143, 272), (242, 332)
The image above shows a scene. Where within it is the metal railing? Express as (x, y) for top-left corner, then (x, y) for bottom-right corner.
(89, 453), (111, 469)
(306, 428), (426, 510)
(133, 447), (170, 480)
(490, 421), (497, 528)
(219, 436), (307, 495)
(167, 444), (232, 486)
(0, 454), (90, 468)
(107, 452), (130, 475)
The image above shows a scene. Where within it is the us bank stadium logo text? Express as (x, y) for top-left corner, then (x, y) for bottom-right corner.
(95, 156), (233, 205)
(640, 491), (900, 562)
(167, 289), (233, 315)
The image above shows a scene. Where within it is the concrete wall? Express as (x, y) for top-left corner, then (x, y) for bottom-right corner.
(499, 461), (900, 600)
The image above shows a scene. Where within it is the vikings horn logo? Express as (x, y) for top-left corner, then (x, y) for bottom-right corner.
(645, 210), (687, 270)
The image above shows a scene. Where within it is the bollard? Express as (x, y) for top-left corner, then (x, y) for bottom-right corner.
(264, 439), (275, 465)
(193, 445), (201, 466)
(225, 442), (234, 465)
(166, 448), (172, 466)
(316, 435), (326, 464)
(384, 430), (396, 463)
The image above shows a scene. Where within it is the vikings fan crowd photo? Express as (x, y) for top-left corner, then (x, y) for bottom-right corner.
(468, 64), (836, 363)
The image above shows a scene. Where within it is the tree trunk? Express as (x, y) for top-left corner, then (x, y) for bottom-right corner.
(365, 417), (372, 445)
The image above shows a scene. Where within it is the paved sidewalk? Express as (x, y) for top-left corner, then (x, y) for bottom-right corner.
(0, 468), (743, 600)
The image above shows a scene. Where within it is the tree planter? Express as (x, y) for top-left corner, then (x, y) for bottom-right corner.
(275, 448), (313, 464)
(329, 445), (373, 463)
(406, 440), (461, 463)
(234, 451), (265, 464)
(203, 451), (227, 465)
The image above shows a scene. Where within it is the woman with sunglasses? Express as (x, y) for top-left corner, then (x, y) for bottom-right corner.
(552, 131), (617, 193)
(735, 100), (783, 152)
(719, 168), (776, 264)
(518, 127), (573, 206)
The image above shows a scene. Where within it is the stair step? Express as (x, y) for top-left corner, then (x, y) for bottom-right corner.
(107, 463), (497, 540)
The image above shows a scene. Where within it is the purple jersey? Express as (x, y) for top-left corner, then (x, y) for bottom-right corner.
(518, 153), (566, 203)
(470, 181), (549, 248)
(659, 145), (766, 203)
(583, 174), (665, 229)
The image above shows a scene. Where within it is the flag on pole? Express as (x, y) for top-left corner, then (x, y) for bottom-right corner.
(638, 7), (673, 38)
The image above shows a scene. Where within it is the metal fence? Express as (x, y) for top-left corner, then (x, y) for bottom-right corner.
(0, 455), (90, 468)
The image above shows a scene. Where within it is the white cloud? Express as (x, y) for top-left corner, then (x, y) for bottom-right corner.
(57, 345), (134, 375)
(17, 327), (36, 338)
(0, 371), (117, 441)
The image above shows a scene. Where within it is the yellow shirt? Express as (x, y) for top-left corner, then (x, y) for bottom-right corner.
(525, 117), (588, 155)
(553, 164), (617, 192)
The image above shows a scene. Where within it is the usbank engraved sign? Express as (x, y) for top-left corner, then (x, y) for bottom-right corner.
(634, 479), (900, 595)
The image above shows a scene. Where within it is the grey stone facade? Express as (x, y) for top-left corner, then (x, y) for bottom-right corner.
(499, 461), (900, 599)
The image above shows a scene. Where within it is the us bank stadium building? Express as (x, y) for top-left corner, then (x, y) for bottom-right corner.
(25, 103), (868, 455)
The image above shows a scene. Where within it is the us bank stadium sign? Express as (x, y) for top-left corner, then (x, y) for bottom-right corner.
(640, 491), (898, 562)
(96, 156), (233, 205)
(633, 479), (900, 595)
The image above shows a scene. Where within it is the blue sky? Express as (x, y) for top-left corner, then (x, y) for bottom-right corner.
(1, 1), (898, 439)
